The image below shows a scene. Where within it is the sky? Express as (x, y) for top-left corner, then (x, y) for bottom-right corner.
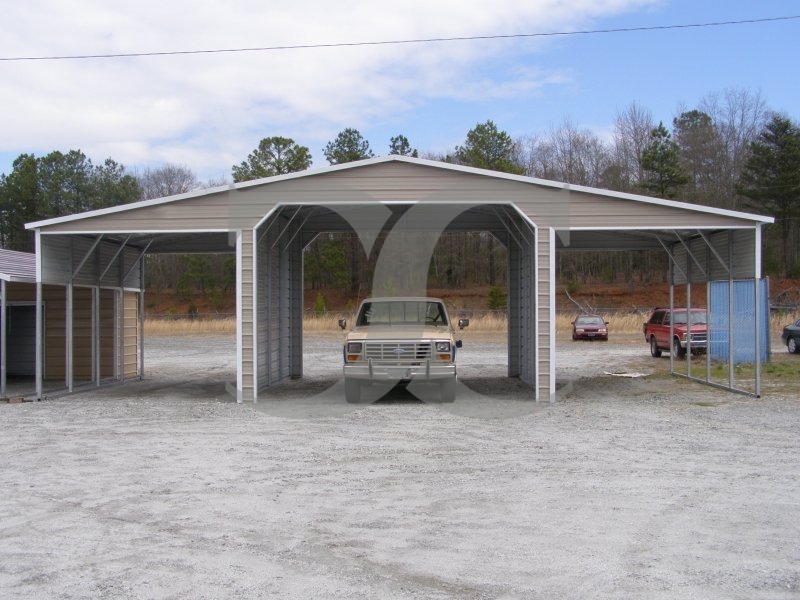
(0, 0), (797, 184)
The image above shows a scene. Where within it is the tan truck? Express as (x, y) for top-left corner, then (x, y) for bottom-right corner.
(339, 297), (468, 403)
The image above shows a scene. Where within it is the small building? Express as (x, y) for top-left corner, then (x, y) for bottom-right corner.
(0, 246), (141, 399)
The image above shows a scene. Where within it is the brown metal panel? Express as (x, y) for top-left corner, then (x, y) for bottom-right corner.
(72, 287), (93, 380)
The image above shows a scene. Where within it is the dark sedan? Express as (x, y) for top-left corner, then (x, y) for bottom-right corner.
(781, 318), (800, 353)
(571, 314), (609, 341)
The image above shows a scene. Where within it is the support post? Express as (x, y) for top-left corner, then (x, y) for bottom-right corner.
(139, 290), (145, 380)
(1, 279), (6, 398)
(754, 225), (762, 398)
(93, 287), (100, 386)
(66, 283), (73, 392)
(36, 282), (43, 400)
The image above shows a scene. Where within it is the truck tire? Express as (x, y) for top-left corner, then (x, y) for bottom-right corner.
(789, 337), (799, 354)
(650, 336), (662, 358)
(672, 337), (686, 359)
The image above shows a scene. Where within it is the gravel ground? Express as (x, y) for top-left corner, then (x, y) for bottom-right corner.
(1, 333), (798, 599)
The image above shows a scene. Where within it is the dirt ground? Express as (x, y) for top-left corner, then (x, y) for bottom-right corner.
(1, 332), (799, 599)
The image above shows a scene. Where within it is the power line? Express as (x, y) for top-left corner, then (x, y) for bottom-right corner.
(1, 15), (798, 62)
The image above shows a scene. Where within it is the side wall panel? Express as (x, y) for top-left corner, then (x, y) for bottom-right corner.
(537, 230), (552, 400)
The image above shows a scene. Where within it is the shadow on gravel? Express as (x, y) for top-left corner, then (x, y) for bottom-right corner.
(249, 377), (550, 421)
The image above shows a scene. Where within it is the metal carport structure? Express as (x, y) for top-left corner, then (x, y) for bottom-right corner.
(26, 156), (774, 402)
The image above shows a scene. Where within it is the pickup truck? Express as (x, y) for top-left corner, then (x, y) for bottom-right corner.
(643, 307), (708, 358)
(339, 297), (468, 403)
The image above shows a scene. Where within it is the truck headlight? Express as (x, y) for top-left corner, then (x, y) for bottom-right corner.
(346, 341), (363, 362)
(435, 341), (451, 352)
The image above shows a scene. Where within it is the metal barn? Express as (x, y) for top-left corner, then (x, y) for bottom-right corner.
(24, 156), (773, 401)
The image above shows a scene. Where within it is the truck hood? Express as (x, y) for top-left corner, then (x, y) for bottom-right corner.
(347, 325), (453, 340)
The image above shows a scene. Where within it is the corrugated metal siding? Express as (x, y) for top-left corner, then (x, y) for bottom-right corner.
(709, 279), (769, 363)
(40, 236), (143, 289)
(39, 192), (233, 233)
(240, 232), (254, 399)
(537, 230), (552, 400)
(507, 241), (521, 378)
(72, 287), (93, 380)
(100, 289), (115, 379)
(36, 161), (764, 237)
(258, 212), (305, 392)
(256, 228), (268, 391)
(123, 292), (139, 378)
(672, 228), (757, 284)
(0, 249), (36, 281)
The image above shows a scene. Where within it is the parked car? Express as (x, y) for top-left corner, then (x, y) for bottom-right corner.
(643, 307), (708, 358)
(571, 314), (609, 341)
(338, 297), (468, 403)
(781, 318), (800, 354)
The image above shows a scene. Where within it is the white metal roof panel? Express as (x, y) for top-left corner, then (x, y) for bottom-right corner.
(0, 248), (36, 282)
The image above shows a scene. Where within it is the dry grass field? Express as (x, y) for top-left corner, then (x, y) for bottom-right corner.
(145, 310), (800, 340)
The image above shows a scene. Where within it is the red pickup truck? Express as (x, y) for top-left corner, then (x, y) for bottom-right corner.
(643, 308), (708, 358)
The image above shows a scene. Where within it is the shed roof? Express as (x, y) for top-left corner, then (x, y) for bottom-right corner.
(0, 248), (36, 283)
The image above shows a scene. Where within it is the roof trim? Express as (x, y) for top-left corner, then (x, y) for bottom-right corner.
(25, 155), (774, 230)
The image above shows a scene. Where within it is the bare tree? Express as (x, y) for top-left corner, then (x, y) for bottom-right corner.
(520, 119), (612, 187)
(612, 102), (655, 192)
(136, 164), (199, 200)
(700, 88), (768, 209)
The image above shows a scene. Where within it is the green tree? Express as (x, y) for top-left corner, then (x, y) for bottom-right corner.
(323, 128), (375, 165)
(487, 285), (507, 310)
(639, 122), (690, 198)
(738, 115), (800, 276)
(389, 134), (418, 157)
(0, 154), (39, 251)
(673, 110), (722, 204)
(454, 120), (525, 174)
(232, 136), (312, 182)
(0, 150), (141, 252)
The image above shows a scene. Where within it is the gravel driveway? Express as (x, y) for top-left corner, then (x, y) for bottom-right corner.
(1, 333), (798, 599)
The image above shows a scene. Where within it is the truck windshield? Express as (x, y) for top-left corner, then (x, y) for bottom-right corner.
(673, 311), (707, 325)
(357, 301), (448, 326)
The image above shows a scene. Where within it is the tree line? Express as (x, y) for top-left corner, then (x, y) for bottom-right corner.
(2, 87), (799, 309)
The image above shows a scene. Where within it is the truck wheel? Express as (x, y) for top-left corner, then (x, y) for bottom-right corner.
(439, 378), (456, 403)
(344, 379), (362, 403)
(789, 337), (799, 354)
(672, 337), (686, 359)
(650, 336), (662, 358)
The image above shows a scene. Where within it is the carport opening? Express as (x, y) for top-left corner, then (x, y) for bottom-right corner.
(258, 202), (535, 399)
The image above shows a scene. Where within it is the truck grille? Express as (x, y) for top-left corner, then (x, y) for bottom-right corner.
(687, 333), (707, 344)
(364, 341), (432, 362)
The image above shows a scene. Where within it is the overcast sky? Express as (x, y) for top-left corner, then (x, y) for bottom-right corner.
(0, 0), (797, 184)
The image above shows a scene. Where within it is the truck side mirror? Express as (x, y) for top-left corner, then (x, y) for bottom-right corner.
(458, 318), (469, 330)
(338, 319), (347, 330)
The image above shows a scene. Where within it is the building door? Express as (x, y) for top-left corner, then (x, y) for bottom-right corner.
(6, 305), (36, 376)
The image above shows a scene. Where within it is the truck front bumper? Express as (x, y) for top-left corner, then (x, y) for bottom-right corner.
(343, 359), (456, 382)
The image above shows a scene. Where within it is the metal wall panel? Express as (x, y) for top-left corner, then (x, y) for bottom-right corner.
(40, 236), (143, 289)
(258, 211), (304, 391)
(709, 279), (769, 363)
(671, 229), (757, 285)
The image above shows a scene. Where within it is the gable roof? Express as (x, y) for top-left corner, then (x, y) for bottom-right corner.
(25, 155), (774, 232)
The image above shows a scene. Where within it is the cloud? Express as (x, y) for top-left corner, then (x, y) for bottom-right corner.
(0, 0), (658, 179)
